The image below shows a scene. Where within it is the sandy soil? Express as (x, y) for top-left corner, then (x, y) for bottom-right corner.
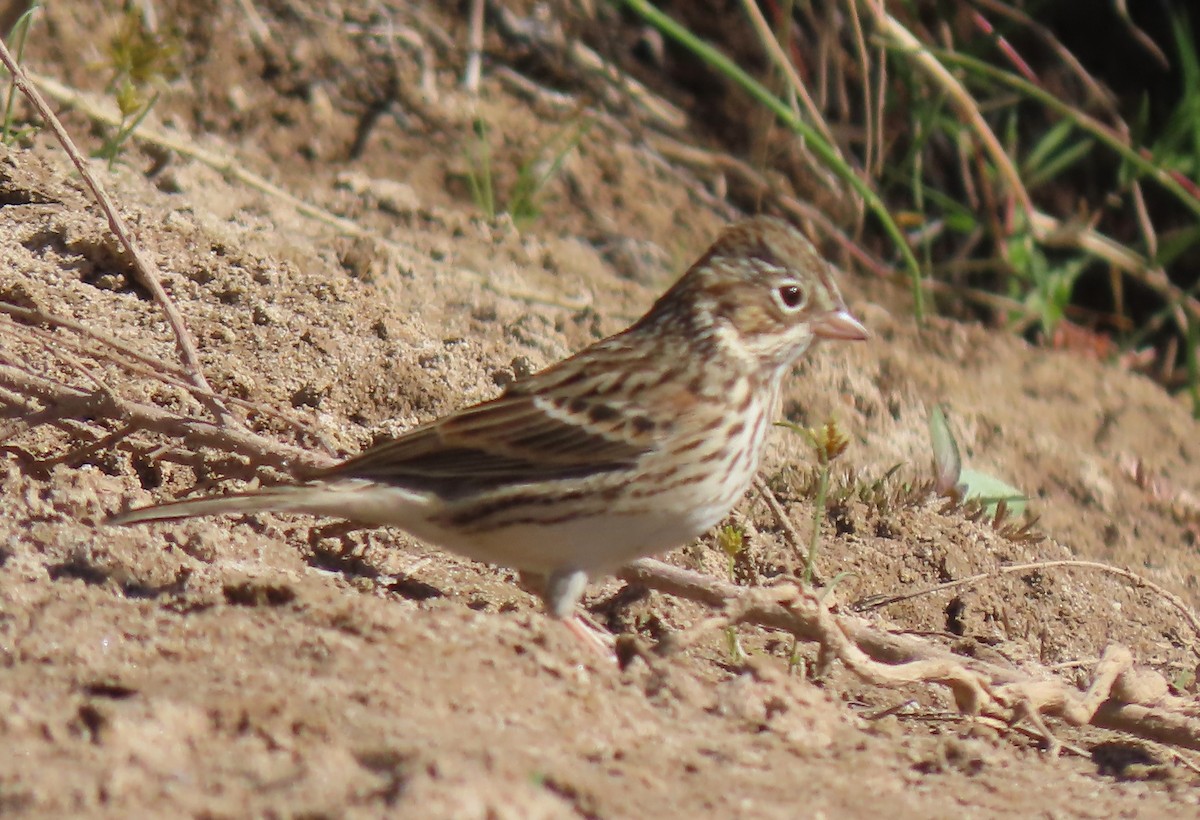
(2, 2), (1199, 817)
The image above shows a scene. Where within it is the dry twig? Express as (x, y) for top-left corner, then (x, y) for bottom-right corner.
(463, 0), (485, 93)
(0, 38), (235, 428)
(753, 475), (809, 567)
(0, 310), (337, 454)
(854, 559), (1200, 641)
(0, 363), (327, 474)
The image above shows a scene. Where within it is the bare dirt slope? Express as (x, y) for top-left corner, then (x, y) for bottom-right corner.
(2, 3), (1199, 817)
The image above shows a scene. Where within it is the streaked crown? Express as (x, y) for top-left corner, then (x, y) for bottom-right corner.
(636, 216), (867, 371)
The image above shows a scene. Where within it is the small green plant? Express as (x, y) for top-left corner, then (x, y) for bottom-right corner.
(510, 119), (590, 226)
(94, 9), (178, 167)
(778, 418), (850, 586)
(464, 117), (496, 220)
(2, 3), (40, 146)
(715, 522), (748, 662)
(928, 404), (1025, 518)
(464, 115), (590, 227)
(715, 522), (745, 579)
(1003, 215), (1089, 337)
(1144, 13), (1200, 201)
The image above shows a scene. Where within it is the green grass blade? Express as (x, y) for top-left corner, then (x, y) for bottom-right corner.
(622, 0), (926, 320)
(920, 45), (1200, 222)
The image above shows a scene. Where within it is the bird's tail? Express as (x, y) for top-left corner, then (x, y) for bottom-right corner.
(107, 486), (318, 526)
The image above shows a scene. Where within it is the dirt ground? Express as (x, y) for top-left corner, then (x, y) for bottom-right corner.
(3, 2), (1200, 817)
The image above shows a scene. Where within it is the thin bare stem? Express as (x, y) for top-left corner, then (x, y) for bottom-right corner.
(854, 559), (1200, 639)
(463, 0), (484, 93)
(753, 475), (808, 567)
(0, 37), (236, 428)
(869, 8), (1036, 223)
(739, 0), (841, 154)
(0, 363), (328, 474)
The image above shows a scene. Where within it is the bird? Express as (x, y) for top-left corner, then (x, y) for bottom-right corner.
(109, 216), (867, 636)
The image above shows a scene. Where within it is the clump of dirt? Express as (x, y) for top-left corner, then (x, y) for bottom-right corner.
(2, 2), (1199, 817)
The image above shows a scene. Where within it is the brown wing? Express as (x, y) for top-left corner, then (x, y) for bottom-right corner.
(310, 390), (651, 499)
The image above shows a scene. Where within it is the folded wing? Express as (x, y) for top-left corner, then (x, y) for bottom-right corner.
(312, 391), (651, 499)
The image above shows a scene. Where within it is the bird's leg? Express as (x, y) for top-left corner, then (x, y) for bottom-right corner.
(543, 568), (589, 619)
(563, 612), (616, 657)
(518, 568), (614, 658)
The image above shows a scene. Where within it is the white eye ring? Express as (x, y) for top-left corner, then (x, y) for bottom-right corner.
(773, 281), (808, 312)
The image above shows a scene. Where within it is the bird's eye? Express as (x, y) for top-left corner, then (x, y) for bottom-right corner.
(775, 283), (807, 311)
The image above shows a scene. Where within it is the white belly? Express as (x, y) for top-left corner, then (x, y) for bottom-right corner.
(418, 504), (719, 574)
(272, 395), (772, 577)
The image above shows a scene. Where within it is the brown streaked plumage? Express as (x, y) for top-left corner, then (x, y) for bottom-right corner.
(109, 216), (868, 628)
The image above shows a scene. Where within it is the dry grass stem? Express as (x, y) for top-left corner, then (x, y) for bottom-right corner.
(753, 475), (810, 570)
(0, 309), (336, 453)
(0, 38), (235, 427)
(855, 559), (1200, 640)
(463, 0), (484, 93)
(0, 362), (328, 474)
(870, 8), (1035, 222)
(737, 0), (839, 153)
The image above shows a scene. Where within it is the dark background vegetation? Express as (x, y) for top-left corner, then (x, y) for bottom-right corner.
(596, 1), (1200, 398)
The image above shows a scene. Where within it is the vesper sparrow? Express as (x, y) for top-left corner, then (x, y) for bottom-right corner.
(111, 216), (867, 628)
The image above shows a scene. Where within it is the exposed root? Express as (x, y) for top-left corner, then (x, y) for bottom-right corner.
(619, 559), (1200, 754)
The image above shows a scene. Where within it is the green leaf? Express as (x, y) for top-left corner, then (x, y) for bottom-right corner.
(959, 468), (1027, 517)
(929, 406), (1027, 516)
(927, 405), (961, 495)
